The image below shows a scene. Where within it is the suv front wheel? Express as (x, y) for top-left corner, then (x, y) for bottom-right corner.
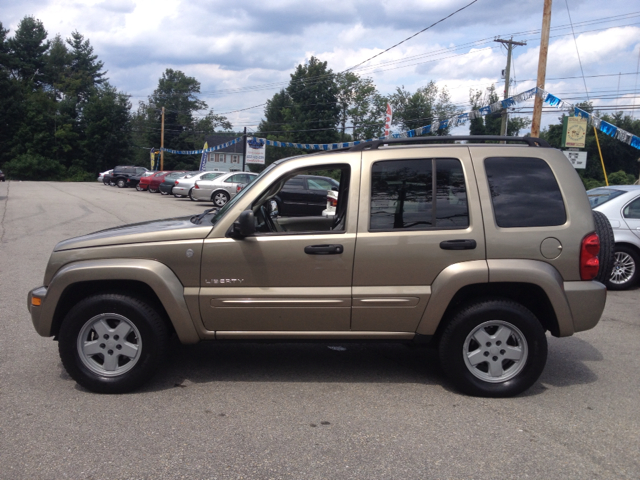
(58, 293), (169, 393)
(439, 300), (547, 397)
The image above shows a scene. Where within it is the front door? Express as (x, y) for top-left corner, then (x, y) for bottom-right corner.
(199, 156), (361, 333)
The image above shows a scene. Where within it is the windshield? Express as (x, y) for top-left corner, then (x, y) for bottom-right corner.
(208, 165), (277, 225)
(587, 188), (626, 208)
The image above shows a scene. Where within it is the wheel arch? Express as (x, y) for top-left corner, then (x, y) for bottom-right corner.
(40, 259), (200, 344)
(416, 259), (571, 340)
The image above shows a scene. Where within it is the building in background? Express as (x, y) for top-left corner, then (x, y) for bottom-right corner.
(203, 134), (245, 172)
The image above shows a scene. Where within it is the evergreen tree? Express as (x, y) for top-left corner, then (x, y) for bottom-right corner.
(285, 56), (339, 145)
(7, 16), (49, 86)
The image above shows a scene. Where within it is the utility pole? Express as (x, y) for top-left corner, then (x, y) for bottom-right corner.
(531, 0), (553, 138)
(160, 107), (165, 170)
(241, 127), (247, 172)
(495, 37), (526, 136)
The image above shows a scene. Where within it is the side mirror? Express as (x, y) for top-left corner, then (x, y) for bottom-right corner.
(231, 210), (255, 238)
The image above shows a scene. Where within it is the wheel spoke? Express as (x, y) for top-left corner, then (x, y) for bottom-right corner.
(494, 326), (512, 344)
(102, 352), (119, 371)
(503, 345), (523, 361)
(488, 360), (504, 377)
(82, 340), (102, 356)
(91, 319), (110, 339)
(113, 320), (133, 340)
(466, 348), (486, 366)
(472, 328), (491, 346)
(120, 342), (139, 359)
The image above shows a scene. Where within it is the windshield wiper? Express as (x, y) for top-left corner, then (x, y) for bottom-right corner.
(190, 207), (219, 225)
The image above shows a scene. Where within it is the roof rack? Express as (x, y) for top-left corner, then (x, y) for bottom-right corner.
(349, 136), (550, 151)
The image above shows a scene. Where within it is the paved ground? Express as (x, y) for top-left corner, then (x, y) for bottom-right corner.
(1, 181), (639, 479)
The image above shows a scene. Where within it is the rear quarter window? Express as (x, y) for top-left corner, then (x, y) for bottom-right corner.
(485, 157), (566, 228)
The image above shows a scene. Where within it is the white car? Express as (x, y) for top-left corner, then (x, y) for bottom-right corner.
(191, 172), (258, 207)
(588, 185), (640, 290)
(172, 171), (223, 200)
(97, 170), (112, 182)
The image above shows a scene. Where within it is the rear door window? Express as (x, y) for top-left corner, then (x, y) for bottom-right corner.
(485, 157), (566, 228)
(370, 158), (469, 231)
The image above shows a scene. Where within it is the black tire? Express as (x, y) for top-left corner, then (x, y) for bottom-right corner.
(439, 300), (547, 397)
(593, 211), (614, 284)
(211, 190), (230, 207)
(188, 188), (197, 201)
(148, 187), (158, 193)
(160, 189), (169, 195)
(607, 245), (640, 290)
(116, 178), (126, 188)
(58, 293), (169, 394)
(136, 185), (143, 191)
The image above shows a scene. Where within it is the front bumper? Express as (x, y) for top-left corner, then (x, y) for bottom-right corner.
(28, 286), (50, 337)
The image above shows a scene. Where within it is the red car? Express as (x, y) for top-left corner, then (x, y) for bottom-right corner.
(148, 171), (177, 193)
(138, 171), (168, 192)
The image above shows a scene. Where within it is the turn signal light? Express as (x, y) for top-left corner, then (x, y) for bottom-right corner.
(328, 197), (338, 207)
(580, 232), (600, 280)
(31, 297), (42, 306)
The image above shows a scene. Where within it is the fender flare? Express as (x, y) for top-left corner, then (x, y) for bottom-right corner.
(41, 259), (200, 344)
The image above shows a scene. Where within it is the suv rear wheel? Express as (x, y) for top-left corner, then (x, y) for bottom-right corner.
(439, 300), (547, 397)
(58, 293), (169, 393)
(116, 178), (126, 188)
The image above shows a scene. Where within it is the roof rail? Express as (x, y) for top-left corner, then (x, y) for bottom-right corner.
(349, 136), (551, 151)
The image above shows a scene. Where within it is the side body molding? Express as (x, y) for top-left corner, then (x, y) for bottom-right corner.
(416, 260), (489, 335)
(38, 259), (200, 344)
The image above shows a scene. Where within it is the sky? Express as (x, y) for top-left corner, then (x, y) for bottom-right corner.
(3, 0), (640, 138)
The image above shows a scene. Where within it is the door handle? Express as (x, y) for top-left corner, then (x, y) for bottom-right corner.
(304, 244), (344, 255)
(440, 239), (477, 250)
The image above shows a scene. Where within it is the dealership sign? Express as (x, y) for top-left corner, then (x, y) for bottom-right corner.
(246, 137), (266, 164)
(563, 150), (587, 169)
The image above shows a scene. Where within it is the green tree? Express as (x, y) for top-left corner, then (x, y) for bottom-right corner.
(7, 16), (49, 86)
(389, 82), (459, 135)
(335, 72), (378, 141)
(285, 56), (339, 145)
(468, 84), (530, 136)
(64, 31), (105, 102)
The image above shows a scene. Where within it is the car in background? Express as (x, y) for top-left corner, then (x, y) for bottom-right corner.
(159, 171), (192, 195)
(97, 170), (112, 183)
(271, 174), (339, 217)
(104, 166), (149, 187)
(588, 185), (640, 289)
(138, 171), (164, 191)
(172, 171), (223, 200)
(148, 171), (178, 193)
(0, 170), (5, 182)
(191, 172), (258, 206)
(127, 171), (154, 190)
(322, 189), (338, 218)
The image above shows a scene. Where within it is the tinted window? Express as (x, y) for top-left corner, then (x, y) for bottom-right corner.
(623, 197), (640, 219)
(201, 173), (222, 180)
(485, 157), (566, 228)
(370, 158), (468, 231)
(284, 178), (305, 190)
(308, 178), (336, 190)
(587, 188), (626, 208)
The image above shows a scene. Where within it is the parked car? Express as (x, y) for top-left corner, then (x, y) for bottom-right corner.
(148, 171), (177, 193)
(0, 169), (5, 182)
(272, 174), (339, 217)
(588, 185), (640, 289)
(104, 166), (149, 188)
(127, 171), (155, 190)
(97, 170), (112, 183)
(28, 136), (611, 397)
(159, 172), (191, 195)
(191, 172), (258, 206)
(172, 171), (223, 200)
(138, 171), (164, 191)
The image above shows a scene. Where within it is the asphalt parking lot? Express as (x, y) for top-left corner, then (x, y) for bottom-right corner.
(1, 180), (639, 479)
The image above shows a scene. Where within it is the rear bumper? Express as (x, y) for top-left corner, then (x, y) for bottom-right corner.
(564, 280), (607, 333)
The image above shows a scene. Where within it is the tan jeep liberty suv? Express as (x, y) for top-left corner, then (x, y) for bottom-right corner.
(28, 136), (611, 397)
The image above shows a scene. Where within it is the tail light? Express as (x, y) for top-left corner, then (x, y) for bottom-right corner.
(236, 185), (243, 193)
(580, 232), (600, 280)
(194, 184), (199, 189)
(328, 197), (338, 207)
(175, 181), (179, 185)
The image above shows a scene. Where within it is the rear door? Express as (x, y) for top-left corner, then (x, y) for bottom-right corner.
(622, 195), (640, 240)
(352, 147), (485, 332)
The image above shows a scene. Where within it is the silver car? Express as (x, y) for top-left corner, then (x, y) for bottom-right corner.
(589, 185), (640, 289)
(172, 171), (222, 200)
(192, 172), (258, 207)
